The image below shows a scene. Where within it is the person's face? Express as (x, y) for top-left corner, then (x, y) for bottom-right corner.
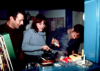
(12, 13), (24, 29)
(36, 20), (46, 32)
(70, 31), (80, 39)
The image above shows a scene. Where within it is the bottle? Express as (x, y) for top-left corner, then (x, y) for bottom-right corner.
(54, 42), (60, 48)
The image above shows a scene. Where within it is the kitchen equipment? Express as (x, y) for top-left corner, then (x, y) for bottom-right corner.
(40, 57), (54, 69)
(39, 50), (56, 69)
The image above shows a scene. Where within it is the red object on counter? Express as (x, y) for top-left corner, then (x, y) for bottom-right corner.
(42, 60), (54, 63)
(41, 57), (54, 64)
(62, 58), (68, 63)
(59, 56), (72, 63)
(65, 57), (72, 62)
(59, 56), (68, 63)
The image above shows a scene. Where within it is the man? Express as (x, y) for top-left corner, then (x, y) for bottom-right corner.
(46, 24), (84, 60)
(0, 9), (26, 71)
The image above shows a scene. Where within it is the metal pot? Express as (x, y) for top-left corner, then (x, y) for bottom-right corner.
(42, 57), (54, 64)
(40, 57), (54, 69)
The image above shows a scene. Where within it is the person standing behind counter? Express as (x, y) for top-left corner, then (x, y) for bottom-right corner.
(46, 24), (84, 58)
(22, 14), (52, 63)
(0, 9), (26, 71)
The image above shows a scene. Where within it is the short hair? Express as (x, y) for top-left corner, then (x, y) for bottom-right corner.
(73, 24), (84, 37)
(6, 9), (26, 20)
(73, 24), (84, 42)
(31, 14), (47, 32)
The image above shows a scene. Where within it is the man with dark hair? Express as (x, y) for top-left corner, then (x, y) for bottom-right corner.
(0, 9), (26, 71)
(46, 24), (84, 60)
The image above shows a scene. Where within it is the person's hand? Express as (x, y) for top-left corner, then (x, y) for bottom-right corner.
(51, 38), (59, 46)
(72, 50), (75, 55)
(51, 38), (55, 45)
(41, 45), (51, 51)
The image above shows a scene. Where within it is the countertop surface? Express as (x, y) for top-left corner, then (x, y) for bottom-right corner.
(38, 60), (100, 71)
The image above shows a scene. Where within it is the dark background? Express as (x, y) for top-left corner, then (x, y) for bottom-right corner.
(0, 0), (84, 12)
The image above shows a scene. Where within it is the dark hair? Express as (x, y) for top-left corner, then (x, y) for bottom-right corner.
(73, 24), (84, 42)
(73, 24), (84, 36)
(31, 14), (47, 32)
(6, 9), (26, 20)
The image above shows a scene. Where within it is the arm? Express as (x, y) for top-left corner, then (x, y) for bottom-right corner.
(46, 27), (64, 46)
(46, 30), (58, 46)
(22, 29), (51, 52)
(67, 39), (81, 55)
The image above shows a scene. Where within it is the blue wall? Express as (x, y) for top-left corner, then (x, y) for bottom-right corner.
(84, 0), (100, 64)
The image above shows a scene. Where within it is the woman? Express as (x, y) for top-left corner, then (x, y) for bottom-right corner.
(22, 14), (52, 63)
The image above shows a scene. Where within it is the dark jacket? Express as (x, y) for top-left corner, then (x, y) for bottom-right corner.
(0, 23), (23, 58)
(46, 27), (81, 55)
